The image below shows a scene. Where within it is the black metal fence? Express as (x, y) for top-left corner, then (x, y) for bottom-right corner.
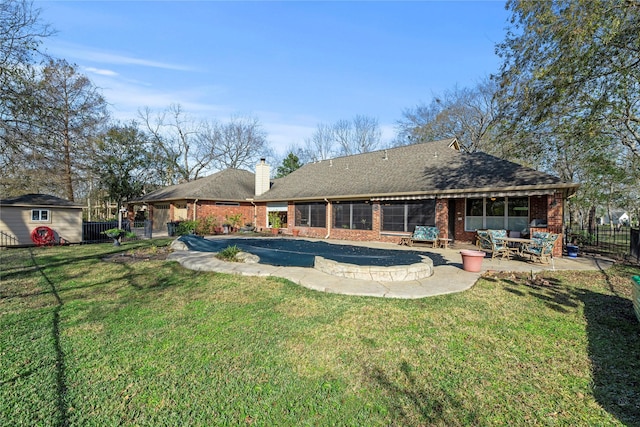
(566, 225), (639, 263)
(82, 220), (152, 243)
(631, 228), (639, 263)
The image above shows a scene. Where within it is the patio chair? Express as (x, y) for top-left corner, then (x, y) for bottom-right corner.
(408, 226), (439, 247)
(476, 229), (492, 250)
(521, 233), (559, 264)
(488, 229), (510, 260)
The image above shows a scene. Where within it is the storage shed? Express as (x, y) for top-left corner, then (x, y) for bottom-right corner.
(0, 194), (83, 246)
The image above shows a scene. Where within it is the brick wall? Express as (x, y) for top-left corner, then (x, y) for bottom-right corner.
(530, 195), (547, 223)
(548, 192), (564, 257)
(188, 201), (254, 230)
(453, 199), (476, 243)
(173, 195), (568, 257)
(255, 204), (267, 230)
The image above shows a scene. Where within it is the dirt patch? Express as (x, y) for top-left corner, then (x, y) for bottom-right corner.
(102, 246), (172, 264)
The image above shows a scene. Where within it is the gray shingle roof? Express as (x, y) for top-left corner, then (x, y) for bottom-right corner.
(255, 138), (577, 201)
(137, 168), (255, 202)
(134, 139), (577, 204)
(0, 193), (82, 207)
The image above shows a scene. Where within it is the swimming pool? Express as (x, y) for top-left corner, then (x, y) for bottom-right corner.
(176, 235), (445, 268)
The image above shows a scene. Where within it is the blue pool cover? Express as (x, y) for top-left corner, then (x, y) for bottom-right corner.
(177, 235), (445, 268)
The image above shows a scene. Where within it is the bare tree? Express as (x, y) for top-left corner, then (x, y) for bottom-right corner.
(333, 115), (382, 156)
(38, 59), (109, 201)
(396, 78), (500, 154)
(1, 59), (108, 201)
(303, 123), (335, 162)
(139, 104), (216, 184)
(304, 115), (382, 161)
(0, 0), (54, 195)
(351, 115), (382, 154)
(0, 0), (52, 84)
(210, 115), (269, 170)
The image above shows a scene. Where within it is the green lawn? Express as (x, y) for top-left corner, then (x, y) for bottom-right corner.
(2, 239), (639, 426)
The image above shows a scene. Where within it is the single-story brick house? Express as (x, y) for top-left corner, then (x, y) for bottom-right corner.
(0, 193), (83, 246)
(132, 138), (579, 256)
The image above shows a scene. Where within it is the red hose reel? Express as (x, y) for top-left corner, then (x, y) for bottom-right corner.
(31, 226), (56, 246)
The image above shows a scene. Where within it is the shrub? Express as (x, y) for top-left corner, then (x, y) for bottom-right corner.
(225, 213), (244, 231)
(268, 212), (282, 229)
(103, 228), (137, 239)
(195, 216), (218, 235)
(216, 245), (241, 261)
(176, 220), (198, 236)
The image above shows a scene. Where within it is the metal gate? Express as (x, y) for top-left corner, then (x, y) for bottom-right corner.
(631, 228), (640, 263)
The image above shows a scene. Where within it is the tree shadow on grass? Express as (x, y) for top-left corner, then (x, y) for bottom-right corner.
(497, 273), (577, 313)
(363, 360), (480, 425)
(495, 269), (640, 424)
(8, 247), (186, 427)
(28, 249), (68, 427)
(576, 283), (640, 424)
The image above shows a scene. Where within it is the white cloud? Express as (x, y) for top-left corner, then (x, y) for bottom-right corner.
(262, 121), (316, 155)
(84, 67), (118, 77)
(48, 41), (197, 72)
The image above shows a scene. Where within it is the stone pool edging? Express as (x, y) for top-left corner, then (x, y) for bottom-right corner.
(313, 255), (434, 282)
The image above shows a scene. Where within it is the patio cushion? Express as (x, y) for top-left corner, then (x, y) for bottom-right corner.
(527, 237), (545, 255)
(492, 229), (507, 238)
(532, 231), (551, 239)
(412, 226), (439, 241)
(476, 230), (492, 249)
(489, 230), (509, 250)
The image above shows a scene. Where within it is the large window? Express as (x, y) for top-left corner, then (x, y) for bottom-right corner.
(381, 200), (436, 232)
(485, 198), (505, 229)
(465, 197), (529, 231)
(31, 209), (49, 222)
(507, 197), (529, 231)
(333, 202), (372, 230)
(294, 202), (326, 227)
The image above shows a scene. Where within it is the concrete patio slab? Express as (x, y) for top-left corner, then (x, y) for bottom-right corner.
(167, 236), (615, 299)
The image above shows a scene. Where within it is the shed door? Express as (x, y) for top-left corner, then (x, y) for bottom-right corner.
(152, 204), (170, 231)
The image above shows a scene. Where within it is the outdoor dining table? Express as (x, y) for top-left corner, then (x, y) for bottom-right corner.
(503, 237), (533, 258)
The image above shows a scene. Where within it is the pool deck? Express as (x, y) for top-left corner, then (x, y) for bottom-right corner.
(168, 236), (615, 299)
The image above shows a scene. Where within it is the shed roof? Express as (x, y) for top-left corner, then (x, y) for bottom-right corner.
(0, 193), (82, 208)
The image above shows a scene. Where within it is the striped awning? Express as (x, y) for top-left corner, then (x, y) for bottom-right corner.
(371, 189), (555, 201)
(437, 189), (555, 199)
(370, 195), (436, 201)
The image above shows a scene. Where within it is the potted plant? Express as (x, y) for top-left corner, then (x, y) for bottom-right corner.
(268, 212), (282, 235)
(103, 228), (137, 246)
(225, 213), (244, 232)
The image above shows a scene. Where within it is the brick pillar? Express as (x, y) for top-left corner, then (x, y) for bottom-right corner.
(548, 192), (564, 257)
(372, 201), (381, 237)
(435, 199), (448, 238)
(287, 203), (295, 232)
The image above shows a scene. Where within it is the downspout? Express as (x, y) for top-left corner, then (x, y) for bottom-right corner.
(324, 198), (331, 239)
(193, 199), (199, 221)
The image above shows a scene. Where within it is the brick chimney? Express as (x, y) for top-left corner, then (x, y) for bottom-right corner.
(255, 158), (270, 196)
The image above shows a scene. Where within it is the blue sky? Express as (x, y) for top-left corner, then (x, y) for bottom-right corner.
(36, 1), (510, 155)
